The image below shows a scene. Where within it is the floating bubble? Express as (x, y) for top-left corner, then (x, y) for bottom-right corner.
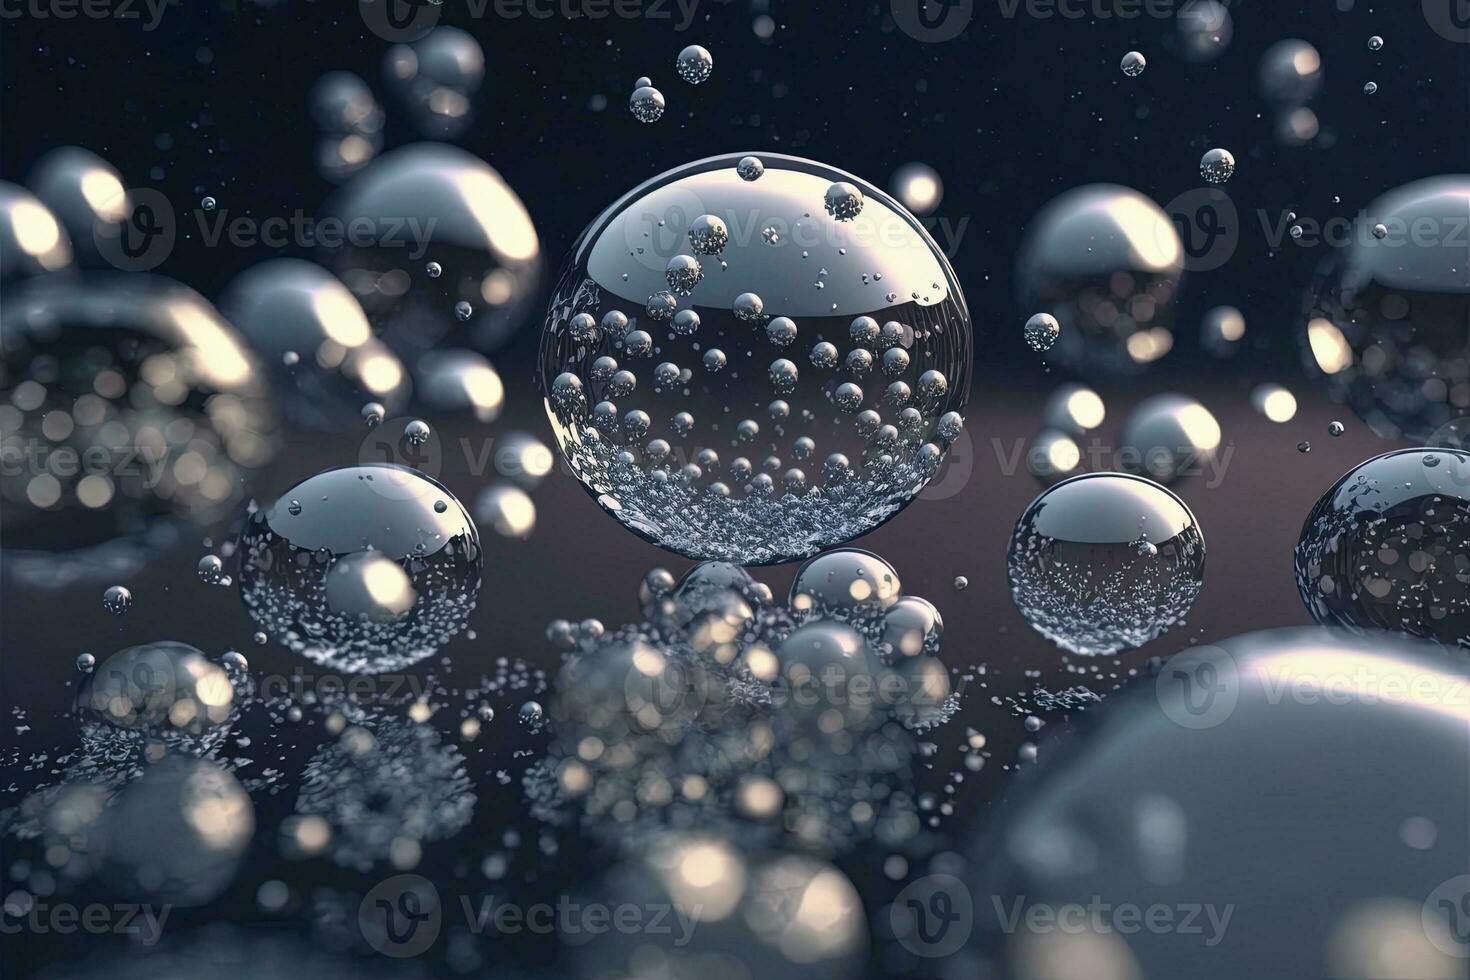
(538, 153), (972, 562)
(323, 143), (541, 355)
(1008, 472), (1205, 655)
(1120, 50), (1146, 77)
(1041, 383), (1107, 435)
(1173, 0), (1232, 62)
(75, 652), (95, 671)
(0, 181), (71, 281)
(361, 401), (385, 427)
(75, 640), (237, 756)
(102, 584), (133, 615)
(237, 463), (481, 673)
(414, 348), (503, 422)
(1017, 184), (1182, 376)
(1368, 35), (1384, 51)
(969, 627), (1469, 978)
(1024, 312), (1060, 352)
(197, 554), (224, 583)
(474, 482), (536, 538)
(308, 71), (384, 182)
(1259, 39), (1323, 104)
(1028, 428), (1084, 485)
(1363, 81), (1378, 95)
(1200, 304), (1245, 357)
(1328, 420), (1346, 437)
(889, 162), (943, 217)
(25, 146), (129, 259)
(1199, 147), (1236, 184)
(1251, 382), (1298, 423)
(95, 756), (253, 906)
(629, 85), (666, 123)
(222, 259), (409, 429)
(737, 155), (765, 181)
(1295, 448), (1470, 647)
(676, 44), (713, 84)
(1302, 176), (1470, 441)
(790, 547), (901, 615)
(1118, 393), (1222, 484)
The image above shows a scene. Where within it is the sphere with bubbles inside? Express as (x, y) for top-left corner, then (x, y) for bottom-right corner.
(237, 463), (481, 673)
(1302, 175), (1470, 442)
(539, 153), (972, 563)
(1008, 472), (1205, 655)
(1295, 448), (1470, 648)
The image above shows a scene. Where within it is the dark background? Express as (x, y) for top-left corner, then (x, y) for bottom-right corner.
(2, 0), (1467, 975)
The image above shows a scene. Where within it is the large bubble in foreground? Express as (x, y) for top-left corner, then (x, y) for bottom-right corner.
(323, 142), (541, 355)
(1018, 184), (1183, 377)
(237, 463), (481, 673)
(966, 628), (1469, 977)
(94, 756), (254, 907)
(1295, 448), (1470, 648)
(538, 153), (972, 563)
(221, 259), (410, 430)
(1302, 175), (1470, 442)
(1008, 472), (1205, 655)
(0, 275), (277, 588)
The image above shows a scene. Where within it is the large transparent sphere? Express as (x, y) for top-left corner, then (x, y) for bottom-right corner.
(538, 153), (972, 564)
(1295, 448), (1470, 647)
(1302, 175), (1470, 442)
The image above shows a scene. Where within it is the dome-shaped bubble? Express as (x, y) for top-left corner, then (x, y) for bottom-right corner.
(75, 640), (238, 756)
(539, 153), (972, 563)
(881, 594), (943, 657)
(383, 27), (484, 138)
(1259, 38), (1323, 104)
(0, 275), (276, 589)
(790, 547), (902, 615)
(1117, 393), (1222, 484)
(25, 146), (130, 259)
(1295, 448), (1470, 647)
(1018, 184), (1183, 377)
(1008, 472), (1205, 655)
(323, 142), (541, 355)
(967, 627), (1469, 978)
(94, 756), (253, 906)
(1302, 175), (1470, 441)
(0, 181), (71, 281)
(237, 463), (481, 673)
(221, 259), (409, 429)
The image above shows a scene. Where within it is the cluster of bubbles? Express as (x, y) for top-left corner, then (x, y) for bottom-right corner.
(1008, 472), (1206, 655)
(1259, 39), (1323, 146)
(539, 153), (971, 563)
(1017, 184), (1183, 376)
(308, 71), (384, 182)
(629, 44), (713, 124)
(237, 463), (482, 673)
(526, 549), (956, 856)
(1295, 448), (1470, 648)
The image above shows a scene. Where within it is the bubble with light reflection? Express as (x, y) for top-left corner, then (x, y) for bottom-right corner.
(0, 181), (71, 281)
(539, 153), (972, 563)
(74, 641), (238, 758)
(26, 146), (130, 258)
(1200, 304), (1245, 357)
(0, 275), (276, 589)
(1301, 176), (1470, 442)
(1042, 383), (1107, 436)
(1173, 0), (1232, 62)
(323, 142), (541, 355)
(309, 71), (384, 182)
(222, 259), (409, 429)
(1017, 184), (1183, 377)
(1118, 394), (1221, 484)
(967, 627), (1469, 978)
(890, 162), (943, 217)
(382, 27), (484, 139)
(1259, 39), (1323, 104)
(1295, 448), (1470, 648)
(413, 348), (503, 422)
(94, 756), (254, 906)
(1008, 473), (1205, 655)
(237, 463), (481, 674)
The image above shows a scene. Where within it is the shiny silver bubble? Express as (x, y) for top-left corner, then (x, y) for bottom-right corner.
(1008, 472), (1205, 655)
(1120, 50), (1146, 77)
(676, 44), (714, 84)
(414, 348), (504, 422)
(1118, 393), (1222, 484)
(75, 640), (237, 756)
(539, 153), (972, 563)
(382, 27), (484, 139)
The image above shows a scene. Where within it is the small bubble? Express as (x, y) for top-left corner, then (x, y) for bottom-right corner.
(953, 576), (969, 591)
(75, 652), (95, 672)
(405, 419), (432, 445)
(1367, 35), (1384, 51)
(1120, 50), (1146, 77)
(102, 584), (133, 615)
(1362, 81), (1378, 95)
(362, 402), (386, 428)
(201, 195), (217, 211)
(1297, 441), (1312, 453)
(426, 261), (443, 279)
(455, 300), (473, 321)
(197, 554), (224, 584)
(1328, 420), (1346, 437)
